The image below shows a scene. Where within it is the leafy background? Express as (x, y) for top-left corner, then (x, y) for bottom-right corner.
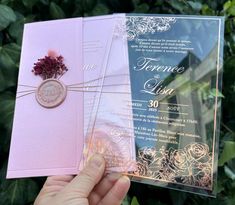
(0, 0), (235, 204)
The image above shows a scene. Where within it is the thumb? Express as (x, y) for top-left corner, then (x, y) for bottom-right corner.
(63, 154), (105, 198)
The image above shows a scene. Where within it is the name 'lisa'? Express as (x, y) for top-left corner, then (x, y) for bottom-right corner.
(141, 76), (175, 96)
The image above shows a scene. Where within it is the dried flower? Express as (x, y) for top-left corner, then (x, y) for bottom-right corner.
(32, 53), (68, 80)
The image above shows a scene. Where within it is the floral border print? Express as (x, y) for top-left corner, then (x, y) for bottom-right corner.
(126, 16), (176, 40)
(133, 143), (212, 189)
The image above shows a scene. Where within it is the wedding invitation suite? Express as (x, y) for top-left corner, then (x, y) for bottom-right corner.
(7, 13), (224, 197)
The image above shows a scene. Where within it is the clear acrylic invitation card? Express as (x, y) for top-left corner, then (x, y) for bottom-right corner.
(85, 14), (136, 172)
(126, 14), (224, 197)
(87, 14), (224, 197)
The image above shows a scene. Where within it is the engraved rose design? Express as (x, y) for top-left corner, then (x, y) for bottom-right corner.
(185, 143), (209, 161)
(133, 161), (148, 176)
(134, 143), (212, 188)
(86, 124), (136, 172)
(181, 168), (212, 188)
(169, 149), (188, 171)
(197, 168), (211, 188)
(125, 16), (176, 40)
(138, 147), (157, 164)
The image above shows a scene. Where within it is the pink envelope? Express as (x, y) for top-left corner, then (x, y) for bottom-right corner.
(7, 18), (84, 178)
(7, 15), (117, 178)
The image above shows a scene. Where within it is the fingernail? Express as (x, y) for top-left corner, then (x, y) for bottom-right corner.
(118, 176), (130, 184)
(107, 173), (122, 182)
(90, 154), (104, 168)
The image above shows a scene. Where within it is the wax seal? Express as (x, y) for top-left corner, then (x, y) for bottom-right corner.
(36, 79), (67, 108)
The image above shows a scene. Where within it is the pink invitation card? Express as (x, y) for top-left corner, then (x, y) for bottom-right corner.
(7, 18), (84, 178)
(7, 15), (121, 178)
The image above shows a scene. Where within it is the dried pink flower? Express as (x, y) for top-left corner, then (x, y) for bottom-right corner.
(32, 54), (68, 80)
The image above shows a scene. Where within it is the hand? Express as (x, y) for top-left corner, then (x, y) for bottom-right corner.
(34, 154), (130, 205)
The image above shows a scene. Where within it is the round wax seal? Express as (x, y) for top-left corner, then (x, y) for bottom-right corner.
(36, 79), (67, 108)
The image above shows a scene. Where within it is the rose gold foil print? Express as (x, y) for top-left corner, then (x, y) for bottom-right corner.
(86, 127), (136, 172)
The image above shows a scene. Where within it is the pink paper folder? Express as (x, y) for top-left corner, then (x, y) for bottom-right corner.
(7, 18), (84, 178)
(7, 15), (123, 178)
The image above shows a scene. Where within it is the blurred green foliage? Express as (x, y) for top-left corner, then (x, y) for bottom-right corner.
(0, 0), (235, 204)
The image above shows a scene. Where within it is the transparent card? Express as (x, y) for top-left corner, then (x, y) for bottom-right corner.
(85, 14), (136, 172)
(85, 14), (224, 197)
